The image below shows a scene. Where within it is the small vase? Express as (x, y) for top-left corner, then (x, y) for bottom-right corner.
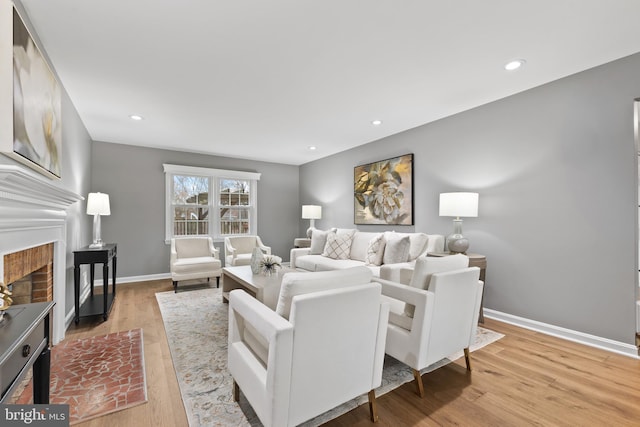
(250, 247), (263, 274)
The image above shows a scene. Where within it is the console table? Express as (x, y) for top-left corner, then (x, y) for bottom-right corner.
(428, 252), (487, 323)
(0, 301), (54, 404)
(73, 243), (117, 324)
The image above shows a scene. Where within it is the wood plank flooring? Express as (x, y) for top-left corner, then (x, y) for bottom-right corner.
(65, 279), (640, 427)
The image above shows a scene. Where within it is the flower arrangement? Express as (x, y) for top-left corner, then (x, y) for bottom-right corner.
(259, 255), (282, 276)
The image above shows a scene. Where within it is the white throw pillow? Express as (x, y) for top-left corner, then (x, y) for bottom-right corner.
(404, 254), (469, 317)
(322, 231), (354, 260)
(309, 228), (335, 255)
(382, 235), (410, 264)
(276, 267), (373, 319)
(365, 234), (386, 266)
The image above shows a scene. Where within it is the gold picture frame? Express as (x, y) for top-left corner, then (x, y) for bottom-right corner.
(0, 2), (61, 179)
(354, 153), (414, 225)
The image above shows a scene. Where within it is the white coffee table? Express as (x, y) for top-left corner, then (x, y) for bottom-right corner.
(222, 265), (297, 310)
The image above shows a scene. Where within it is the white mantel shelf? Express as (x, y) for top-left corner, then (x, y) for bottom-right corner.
(0, 164), (84, 209)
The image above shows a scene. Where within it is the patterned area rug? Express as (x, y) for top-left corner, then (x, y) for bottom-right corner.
(157, 287), (504, 427)
(16, 329), (148, 425)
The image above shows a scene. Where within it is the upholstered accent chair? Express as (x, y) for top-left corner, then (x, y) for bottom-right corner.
(224, 235), (271, 266)
(375, 255), (483, 397)
(170, 237), (222, 293)
(228, 267), (390, 426)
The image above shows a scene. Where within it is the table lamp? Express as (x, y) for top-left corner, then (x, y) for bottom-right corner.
(439, 192), (478, 254)
(302, 205), (322, 238)
(87, 192), (111, 248)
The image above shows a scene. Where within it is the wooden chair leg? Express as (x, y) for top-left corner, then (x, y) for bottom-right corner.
(173, 280), (178, 293)
(464, 347), (472, 371)
(216, 276), (220, 288)
(413, 369), (425, 398)
(368, 390), (379, 422)
(232, 380), (240, 402)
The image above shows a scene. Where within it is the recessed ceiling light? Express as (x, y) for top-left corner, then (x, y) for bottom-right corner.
(129, 115), (143, 121)
(308, 146), (317, 151)
(371, 120), (382, 126)
(504, 59), (526, 71)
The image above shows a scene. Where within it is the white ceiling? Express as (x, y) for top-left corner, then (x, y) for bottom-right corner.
(19, 0), (640, 165)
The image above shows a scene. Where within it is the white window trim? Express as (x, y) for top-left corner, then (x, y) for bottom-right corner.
(163, 164), (261, 242)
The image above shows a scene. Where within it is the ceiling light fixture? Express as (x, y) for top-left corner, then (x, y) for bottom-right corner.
(308, 146), (317, 151)
(371, 120), (382, 126)
(129, 115), (144, 121)
(504, 59), (526, 71)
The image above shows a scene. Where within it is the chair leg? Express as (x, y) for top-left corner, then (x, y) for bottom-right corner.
(464, 347), (472, 371)
(173, 280), (178, 293)
(216, 276), (220, 288)
(368, 390), (379, 422)
(413, 369), (425, 398)
(232, 380), (240, 402)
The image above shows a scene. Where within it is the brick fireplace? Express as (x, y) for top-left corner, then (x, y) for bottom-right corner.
(4, 243), (54, 304)
(0, 165), (83, 344)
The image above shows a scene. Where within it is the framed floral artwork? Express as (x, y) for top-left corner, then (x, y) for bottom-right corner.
(0, 2), (61, 179)
(354, 153), (414, 225)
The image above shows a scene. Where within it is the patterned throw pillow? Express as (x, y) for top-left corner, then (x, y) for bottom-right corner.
(322, 232), (354, 260)
(365, 234), (386, 266)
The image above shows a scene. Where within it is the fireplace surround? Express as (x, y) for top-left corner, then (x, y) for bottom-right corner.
(0, 165), (83, 344)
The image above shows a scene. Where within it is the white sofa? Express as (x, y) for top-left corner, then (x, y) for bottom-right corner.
(290, 228), (445, 277)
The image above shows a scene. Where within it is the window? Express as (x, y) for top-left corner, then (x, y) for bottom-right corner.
(164, 164), (260, 241)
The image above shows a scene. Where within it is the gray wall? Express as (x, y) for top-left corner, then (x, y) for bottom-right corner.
(300, 53), (640, 345)
(3, 1), (93, 322)
(90, 142), (300, 277)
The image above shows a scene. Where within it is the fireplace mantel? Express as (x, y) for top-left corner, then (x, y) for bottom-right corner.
(0, 164), (84, 344)
(0, 165), (83, 209)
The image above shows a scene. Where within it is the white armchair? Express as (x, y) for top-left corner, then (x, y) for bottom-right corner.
(375, 255), (483, 397)
(224, 235), (271, 266)
(170, 237), (222, 293)
(228, 267), (390, 426)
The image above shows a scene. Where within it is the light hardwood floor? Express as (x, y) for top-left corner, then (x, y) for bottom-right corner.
(68, 279), (640, 427)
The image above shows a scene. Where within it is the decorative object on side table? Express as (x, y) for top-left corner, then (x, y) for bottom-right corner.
(302, 205), (322, 238)
(0, 282), (13, 322)
(250, 247), (264, 274)
(259, 255), (282, 276)
(87, 192), (111, 248)
(439, 192), (479, 254)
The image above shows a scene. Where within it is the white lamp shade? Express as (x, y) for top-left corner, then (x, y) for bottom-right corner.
(301, 205), (322, 219)
(439, 192), (478, 217)
(87, 192), (111, 215)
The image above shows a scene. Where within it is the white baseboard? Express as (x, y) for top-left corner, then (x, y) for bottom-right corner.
(484, 309), (639, 359)
(92, 272), (171, 286)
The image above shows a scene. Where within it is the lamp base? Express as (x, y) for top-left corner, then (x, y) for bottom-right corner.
(447, 218), (469, 254)
(89, 241), (104, 249)
(447, 234), (469, 254)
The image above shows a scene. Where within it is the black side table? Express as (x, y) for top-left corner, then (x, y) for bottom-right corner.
(0, 301), (54, 403)
(73, 243), (117, 323)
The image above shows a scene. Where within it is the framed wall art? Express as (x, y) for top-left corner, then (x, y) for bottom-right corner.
(0, 1), (62, 179)
(354, 153), (414, 225)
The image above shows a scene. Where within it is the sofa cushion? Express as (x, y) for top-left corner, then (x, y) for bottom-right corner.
(172, 256), (221, 274)
(383, 235), (411, 264)
(404, 254), (469, 317)
(365, 234), (386, 266)
(295, 255), (365, 272)
(322, 230), (355, 260)
(384, 231), (429, 261)
(350, 232), (382, 262)
(276, 267), (373, 319)
(309, 228), (335, 255)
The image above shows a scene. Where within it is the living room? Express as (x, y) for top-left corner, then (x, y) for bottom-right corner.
(1, 0), (640, 426)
